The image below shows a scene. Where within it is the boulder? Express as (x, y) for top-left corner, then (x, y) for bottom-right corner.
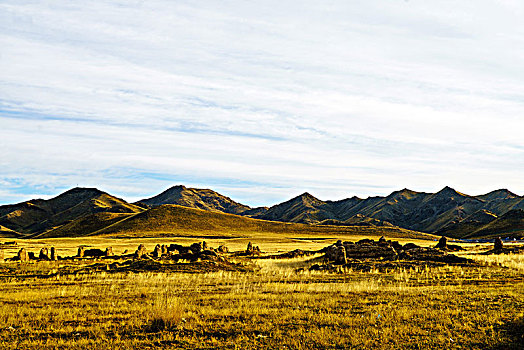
(39, 247), (50, 260)
(18, 248), (29, 262)
(435, 236), (447, 249)
(217, 245), (229, 253)
(153, 244), (162, 258)
(84, 248), (105, 257)
(135, 244), (147, 259)
(50, 247), (57, 261)
(494, 237), (503, 251)
(77, 246), (85, 258)
(190, 242), (203, 254)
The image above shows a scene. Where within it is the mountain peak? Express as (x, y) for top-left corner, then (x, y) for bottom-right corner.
(477, 189), (519, 201)
(138, 185), (250, 214)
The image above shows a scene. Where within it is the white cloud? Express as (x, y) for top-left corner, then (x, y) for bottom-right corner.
(1, 0), (523, 205)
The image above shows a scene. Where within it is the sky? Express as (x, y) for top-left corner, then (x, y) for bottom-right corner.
(1, 0), (524, 207)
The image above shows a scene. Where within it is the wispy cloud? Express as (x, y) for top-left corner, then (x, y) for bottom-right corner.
(1, 0), (523, 205)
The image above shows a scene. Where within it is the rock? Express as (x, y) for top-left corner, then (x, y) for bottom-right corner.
(84, 248), (105, 257)
(326, 245), (347, 264)
(436, 236), (447, 249)
(201, 250), (218, 258)
(50, 247), (57, 261)
(153, 244), (162, 258)
(190, 242), (203, 254)
(105, 247), (114, 257)
(217, 245), (229, 253)
(39, 247), (50, 260)
(403, 243), (421, 251)
(378, 236), (387, 244)
(494, 237), (503, 251)
(246, 242), (253, 253)
(77, 246), (85, 258)
(135, 244), (147, 259)
(18, 248), (29, 262)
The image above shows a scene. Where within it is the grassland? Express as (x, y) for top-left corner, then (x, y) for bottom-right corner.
(0, 237), (523, 349)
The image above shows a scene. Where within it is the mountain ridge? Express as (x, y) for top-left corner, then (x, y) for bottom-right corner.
(1, 185), (523, 239)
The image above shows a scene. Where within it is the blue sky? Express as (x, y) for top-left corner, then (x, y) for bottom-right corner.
(1, 0), (524, 206)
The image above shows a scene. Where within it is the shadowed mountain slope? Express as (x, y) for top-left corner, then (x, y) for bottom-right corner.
(0, 188), (143, 235)
(137, 185), (250, 214)
(464, 209), (524, 239)
(1, 185), (523, 239)
(90, 204), (434, 240)
(253, 186), (524, 238)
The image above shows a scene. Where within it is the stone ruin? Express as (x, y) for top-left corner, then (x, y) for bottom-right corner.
(50, 247), (57, 261)
(77, 246), (85, 258)
(482, 237), (524, 254)
(494, 237), (503, 251)
(435, 236), (447, 249)
(135, 244), (147, 259)
(318, 237), (471, 269)
(434, 236), (463, 251)
(245, 242), (261, 255)
(18, 248), (29, 262)
(1, 241), (238, 263)
(128, 241), (227, 262)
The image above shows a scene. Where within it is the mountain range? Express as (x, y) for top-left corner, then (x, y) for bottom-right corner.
(0, 185), (523, 239)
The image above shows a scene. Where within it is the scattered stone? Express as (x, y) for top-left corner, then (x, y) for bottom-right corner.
(494, 237), (503, 251)
(320, 237), (472, 269)
(18, 248), (29, 262)
(84, 248), (105, 257)
(135, 244), (147, 259)
(217, 245), (229, 253)
(153, 244), (162, 258)
(50, 247), (57, 261)
(190, 242), (203, 254)
(105, 247), (114, 257)
(77, 246), (85, 258)
(436, 236), (447, 249)
(39, 247), (50, 260)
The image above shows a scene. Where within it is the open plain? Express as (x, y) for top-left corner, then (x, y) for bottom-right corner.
(0, 233), (523, 350)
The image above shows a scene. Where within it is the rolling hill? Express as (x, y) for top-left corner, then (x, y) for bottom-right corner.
(89, 204), (435, 240)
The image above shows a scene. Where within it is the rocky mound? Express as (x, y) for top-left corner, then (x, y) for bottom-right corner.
(310, 237), (472, 271)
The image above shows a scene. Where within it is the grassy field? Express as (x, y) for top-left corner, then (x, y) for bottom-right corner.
(0, 237), (523, 349)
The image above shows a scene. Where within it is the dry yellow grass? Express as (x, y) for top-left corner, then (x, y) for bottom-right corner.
(0, 240), (523, 349)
